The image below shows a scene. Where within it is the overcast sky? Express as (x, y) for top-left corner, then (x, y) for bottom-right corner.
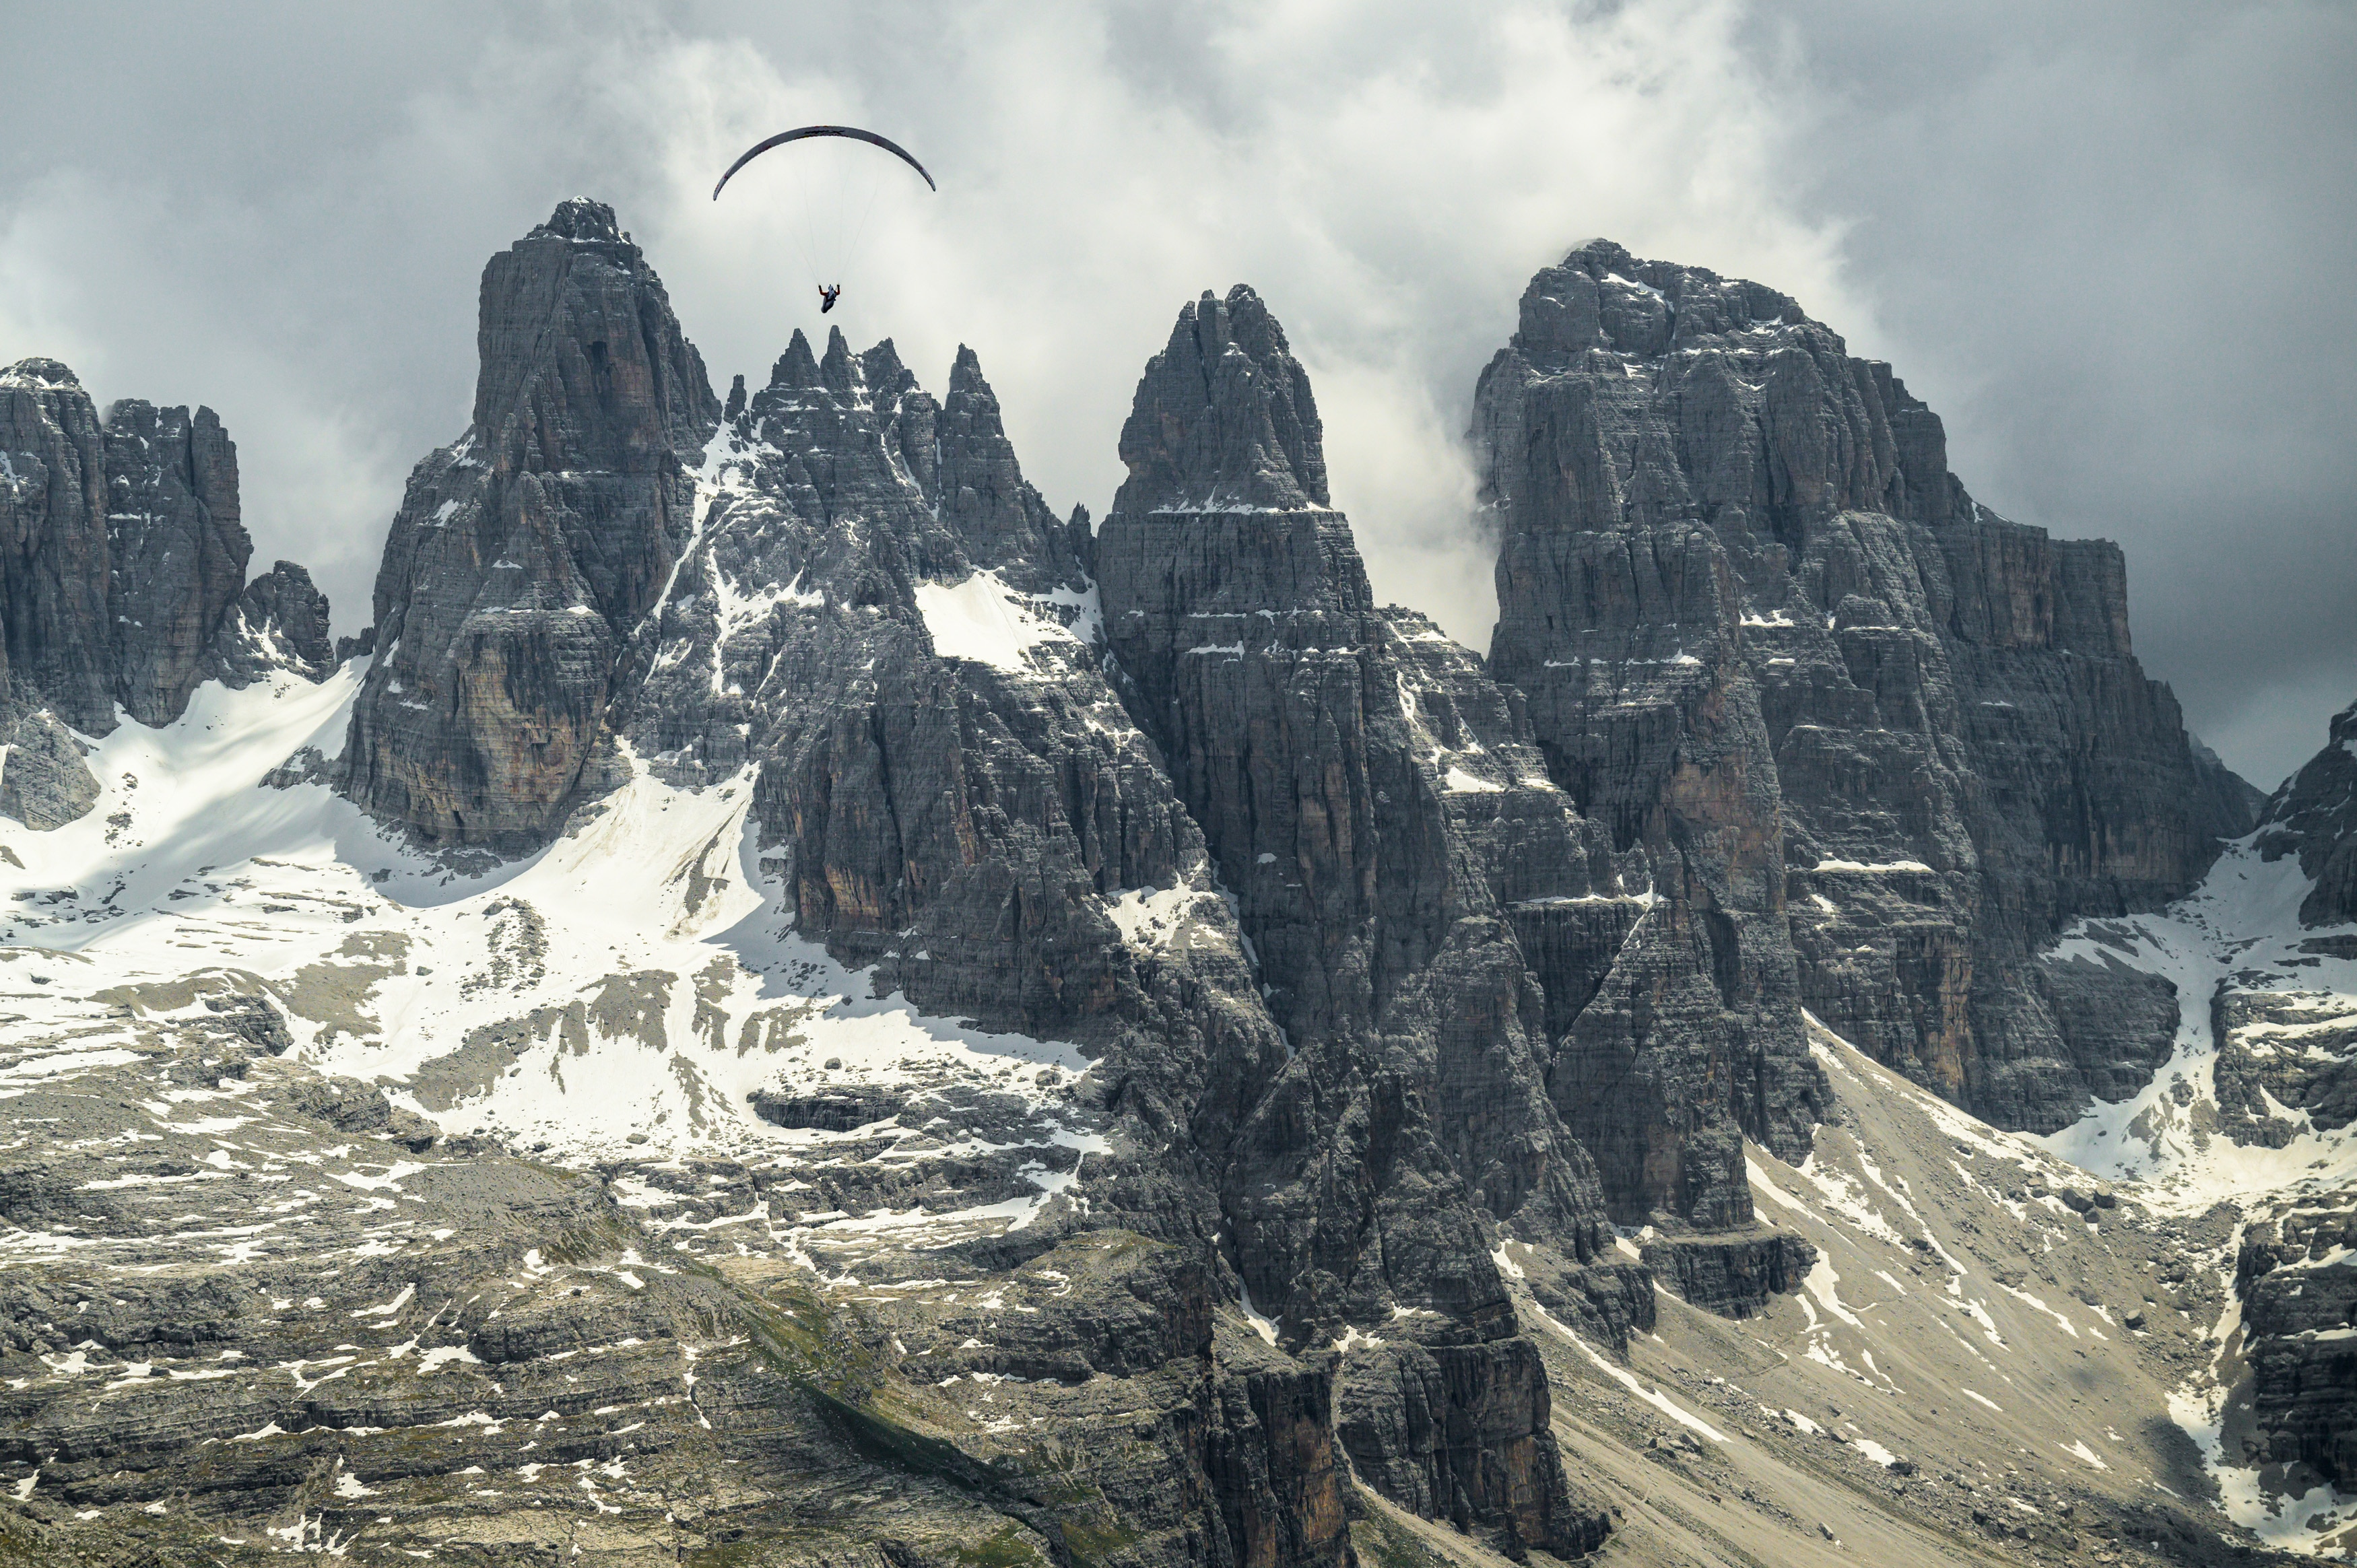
(4, 1), (2348, 786)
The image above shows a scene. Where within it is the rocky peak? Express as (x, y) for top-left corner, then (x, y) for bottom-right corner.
(1100, 283), (1653, 1553)
(211, 559), (335, 688)
(858, 336), (919, 405)
(1480, 241), (2251, 1138)
(729, 331), (939, 576)
(816, 325), (862, 397)
(529, 195), (625, 244)
(2255, 698), (2357, 926)
(931, 344), (1071, 580)
(768, 329), (822, 391)
(0, 362), (336, 828)
(467, 197), (716, 498)
(1484, 238), (1952, 542)
(341, 198), (718, 847)
(1512, 240), (1810, 364)
(0, 356), (80, 390)
(1098, 299), (1367, 620)
(1112, 284), (1329, 514)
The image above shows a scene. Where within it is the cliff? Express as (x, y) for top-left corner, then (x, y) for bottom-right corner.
(339, 198), (721, 847)
(0, 357), (331, 831)
(1475, 240), (2253, 1136)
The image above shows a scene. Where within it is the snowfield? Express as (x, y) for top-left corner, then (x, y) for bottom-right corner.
(6, 667), (2355, 1558)
(0, 667), (1107, 1253)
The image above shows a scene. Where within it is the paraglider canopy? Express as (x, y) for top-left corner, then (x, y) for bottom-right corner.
(710, 125), (936, 308)
(710, 126), (937, 201)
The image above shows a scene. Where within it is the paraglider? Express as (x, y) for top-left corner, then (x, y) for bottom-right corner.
(710, 126), (937, 201)
(712, 126), (936, 314)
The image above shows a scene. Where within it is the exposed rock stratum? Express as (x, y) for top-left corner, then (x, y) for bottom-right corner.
(0, 211), (2333, 1568)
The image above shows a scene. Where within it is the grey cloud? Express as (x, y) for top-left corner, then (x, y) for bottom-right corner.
(1760, 0), (2357, 786)
(2, 1), (2345, 786)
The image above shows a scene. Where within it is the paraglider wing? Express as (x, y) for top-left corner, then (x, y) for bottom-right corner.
(711, 126), (938, 201)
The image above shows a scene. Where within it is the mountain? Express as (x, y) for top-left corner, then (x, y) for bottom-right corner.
(343, 197), (720, 848)
(1476, 240), (2253, 1143)
(0, 206), (2325, 1567)
(0, 357), (333, 833)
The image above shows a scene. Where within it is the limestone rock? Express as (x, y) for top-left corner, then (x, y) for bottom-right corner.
(2256, 697), (2357, 928)
(0, 708), (98, 829)
(3, 209), (2290, 1565)
(600, 315), (1352, 1555)
(1113, 287), (1327, 514)
(1641, 1230), (1818, 1318)
(1, 357), (328, 753)
(339, 198), (720, 846)
(211, 559), (335, 687)
(2239, 1210), (2357, 1485)
(1098, 285), (1651, 1552)
(0, 358), (114, 735)
(1475, 240), (2253, 1138)
(102, 397), (251, 724)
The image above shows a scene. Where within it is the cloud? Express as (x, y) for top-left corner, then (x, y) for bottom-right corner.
(1766, 0), (2357, 786)
(1, 0), (1848, 644)
(3, 0), (2348, 784)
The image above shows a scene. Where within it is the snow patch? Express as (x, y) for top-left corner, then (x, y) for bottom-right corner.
(915, 570), (1078, 673)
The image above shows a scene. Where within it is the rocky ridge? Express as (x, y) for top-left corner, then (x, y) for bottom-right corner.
(0, 204), (2325, 1567)
(0, 356), (334, 833)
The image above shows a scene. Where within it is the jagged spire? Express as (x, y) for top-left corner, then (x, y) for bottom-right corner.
(1110, 285), (1328, 516)
(770, 330), (821, 390)
(932, 343), (1067, 572)
(818, 326), (860, 396)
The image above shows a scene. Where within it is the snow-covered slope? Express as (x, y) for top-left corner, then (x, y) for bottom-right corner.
(1, 666), (1110, 1246)
(2012, 834), (2357, 1558)
(2040, 842), (2357, 1206)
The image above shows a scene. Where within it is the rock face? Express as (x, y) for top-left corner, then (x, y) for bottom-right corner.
(0, 709), (98, 830)
(599, 307), (1374, 1564)
(2256, 698), (2357, 929)
(1098, 286), (1661, 1555)
(2206, 702), (2357, 1487)
(339, 198), (720, 847)
(1640, 1231), (1818, 1319)
(212, 560), (335, 687)
(0, 357), (329, 829)
(0, 357), (115, 736)
(101, 397), (249, 726)
(2239, 1196), (2357, 1489)
(328, 236), (1657, 1557)
(5, 205), (2325, 1565)
(1474, 240), (2253, 1138)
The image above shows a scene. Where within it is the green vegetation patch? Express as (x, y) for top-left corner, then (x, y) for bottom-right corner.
(952, 1521), (1053, 1568)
